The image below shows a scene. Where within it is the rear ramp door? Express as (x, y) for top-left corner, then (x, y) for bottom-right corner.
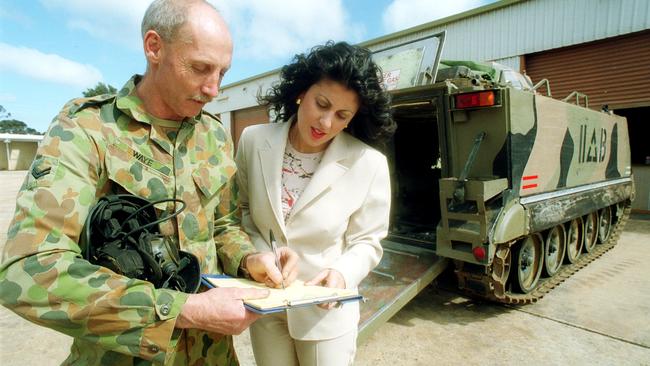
(358, 240), (448, 343)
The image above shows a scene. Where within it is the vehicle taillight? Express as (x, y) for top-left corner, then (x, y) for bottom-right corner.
(472, 246), (486, 261)
(455, 91), (496, 109)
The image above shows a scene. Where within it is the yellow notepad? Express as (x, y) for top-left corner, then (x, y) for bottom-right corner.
(202, 275), (362, 314)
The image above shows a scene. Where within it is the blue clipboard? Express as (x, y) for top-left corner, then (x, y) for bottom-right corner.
(201, 274), (363, 315)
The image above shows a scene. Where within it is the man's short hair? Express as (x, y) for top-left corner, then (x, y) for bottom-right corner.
(141, 0), (217, 42)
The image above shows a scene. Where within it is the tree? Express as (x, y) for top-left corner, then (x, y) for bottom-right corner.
(0, 105), (42, 134)
(0, 119), (41, 135)
(0, 105), (11, 119)
(83, 82), (117, 97)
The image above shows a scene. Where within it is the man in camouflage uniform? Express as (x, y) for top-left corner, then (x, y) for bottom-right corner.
(0, 0), (297, 365)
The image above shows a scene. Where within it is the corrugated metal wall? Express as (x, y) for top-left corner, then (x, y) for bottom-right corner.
(209, 72), (280, 120)
(492, 55), (522, 71)
(213, 0), (650, 115)
(367, 0), (650, 64)
(524, 30), (650, 110)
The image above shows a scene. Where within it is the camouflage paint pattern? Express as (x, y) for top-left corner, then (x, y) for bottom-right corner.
(432, 73), (633, 265)
(516, 92), (631, 196)
(0, 75), (256, 365)
(440, 81), (632, 197)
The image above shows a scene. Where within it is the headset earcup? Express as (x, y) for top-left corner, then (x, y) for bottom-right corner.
(178, 251), (201, 293)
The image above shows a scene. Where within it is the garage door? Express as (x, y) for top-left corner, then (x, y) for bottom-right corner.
(524, 30), (650, 110)
(231, 106), (269, 150)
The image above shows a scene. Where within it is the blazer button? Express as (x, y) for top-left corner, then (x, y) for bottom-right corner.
(149, 344), (160, 353)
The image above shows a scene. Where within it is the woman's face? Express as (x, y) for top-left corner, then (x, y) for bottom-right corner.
(290, 78), (360, 153)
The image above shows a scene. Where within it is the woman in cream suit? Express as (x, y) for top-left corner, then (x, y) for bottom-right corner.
(236, 41), (396, 366)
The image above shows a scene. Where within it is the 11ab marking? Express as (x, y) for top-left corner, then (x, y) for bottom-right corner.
(578, 124), (607, 163)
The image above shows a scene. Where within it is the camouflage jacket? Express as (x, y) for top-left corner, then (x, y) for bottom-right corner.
(0, 75), (256, 365)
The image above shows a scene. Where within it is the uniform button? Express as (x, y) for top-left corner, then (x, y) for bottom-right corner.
(160, 304), (171, 316)
(149, 344), (160, 353)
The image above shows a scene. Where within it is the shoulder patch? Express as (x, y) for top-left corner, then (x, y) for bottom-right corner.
(27, 156), (60, 189)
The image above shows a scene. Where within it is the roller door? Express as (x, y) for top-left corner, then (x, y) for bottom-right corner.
(231, 106), (269, 150)
(524, 30), (650, 110)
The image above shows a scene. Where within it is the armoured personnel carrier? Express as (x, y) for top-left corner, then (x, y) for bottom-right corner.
(387, 59), (634, 304)
(358, 33), (634, 338)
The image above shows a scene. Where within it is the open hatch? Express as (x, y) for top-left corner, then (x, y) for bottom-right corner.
(358, 32), (448, 342)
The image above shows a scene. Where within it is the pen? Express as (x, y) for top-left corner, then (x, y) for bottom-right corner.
(269, 230), (285, 289)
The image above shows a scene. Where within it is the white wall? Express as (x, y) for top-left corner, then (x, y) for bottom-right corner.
(1, 141), (39, 171)
(205, 73), (280, 124)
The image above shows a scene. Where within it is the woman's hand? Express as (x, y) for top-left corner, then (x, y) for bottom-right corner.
(305, 268), (346, 309)
(244, 247), (299, 288)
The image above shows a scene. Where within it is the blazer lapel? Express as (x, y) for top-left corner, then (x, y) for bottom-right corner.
(289, 133), (352, 218)
(258, 122), (291, 233)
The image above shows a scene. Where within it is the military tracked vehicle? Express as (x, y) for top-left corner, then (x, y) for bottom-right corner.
(389, 58), (633, 304)
(358, 32), (634, 339)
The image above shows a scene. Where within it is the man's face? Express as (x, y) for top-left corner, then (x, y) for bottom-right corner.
(152, 10), (232, 121)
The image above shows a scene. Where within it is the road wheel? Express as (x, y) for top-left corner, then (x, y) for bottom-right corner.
(583, 212), (598, 253)
(598, 206), (613, 243)
(511, 233), (544, 294)
(564, 218), (583, 264)
(543, 225), (566, 277)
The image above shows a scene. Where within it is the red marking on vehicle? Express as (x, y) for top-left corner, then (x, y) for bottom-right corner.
(522, 175), (538, 181)
(522, 184), (538, 190)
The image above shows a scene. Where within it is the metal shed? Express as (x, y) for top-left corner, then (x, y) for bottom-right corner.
(207, 0), (650, 211)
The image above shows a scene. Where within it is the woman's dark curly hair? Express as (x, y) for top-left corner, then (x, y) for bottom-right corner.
(260, 41), (396, 148)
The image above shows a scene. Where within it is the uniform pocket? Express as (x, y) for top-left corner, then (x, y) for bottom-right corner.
(106, 141), (172, 209)
(191, 163), (234, 206)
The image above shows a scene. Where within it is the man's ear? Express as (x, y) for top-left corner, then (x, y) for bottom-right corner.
(143, 30), (163, 65)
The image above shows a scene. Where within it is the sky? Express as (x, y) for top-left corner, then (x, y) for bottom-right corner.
(0, 0), (495, 133)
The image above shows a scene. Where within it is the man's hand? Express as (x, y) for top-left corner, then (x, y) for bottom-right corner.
(245, 248), (299, 288)
(175, 287), (268, 335)
(305, 268), (346, 310)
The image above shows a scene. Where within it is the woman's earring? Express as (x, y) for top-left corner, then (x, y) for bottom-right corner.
(296, 98), (301, 105)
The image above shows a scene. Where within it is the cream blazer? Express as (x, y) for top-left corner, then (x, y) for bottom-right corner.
(235, 121), (390, 340)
